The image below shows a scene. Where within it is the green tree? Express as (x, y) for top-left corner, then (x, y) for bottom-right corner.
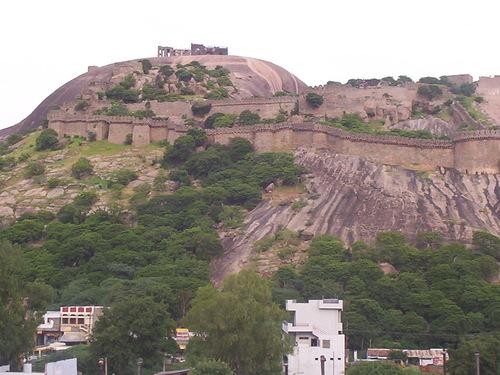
(192, 359), (234, 375)
(347, 362), (404, 375)
(305, 92), (324, 108)
(447, 333), (500, 375)
(139, 59), (152, 74)
(24, 161), (45, 178)
(238, 110), (261, 125)
(90, 296), (175, 375)
(183, 270), (289, 375)
(35, 129), (59, 151)
(0, 241), (50, 368)
(473, 231), (500, 260)
(417, 84), (443, 100)
(187, 127), (208, 147)
(163, 135), (196, 164)
(71, 157), (93, 179)
(191, 101), (212, 117)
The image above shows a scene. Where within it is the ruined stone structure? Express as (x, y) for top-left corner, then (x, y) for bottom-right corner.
(48, 112), (500, 174)
(157, 43), (228, 57)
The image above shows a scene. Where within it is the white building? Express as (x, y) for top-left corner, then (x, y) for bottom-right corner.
(283, 299), (345, 375)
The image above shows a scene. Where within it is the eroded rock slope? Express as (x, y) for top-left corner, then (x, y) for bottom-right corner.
(212, 149), (500, 283)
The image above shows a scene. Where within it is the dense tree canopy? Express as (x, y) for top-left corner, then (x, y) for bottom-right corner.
(0, 241), (52, 369)
(272, 232), (500, 352)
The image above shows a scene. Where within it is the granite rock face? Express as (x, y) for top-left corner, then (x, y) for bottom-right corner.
(212, 149), (499, 284)
(390, 117), (458, 137)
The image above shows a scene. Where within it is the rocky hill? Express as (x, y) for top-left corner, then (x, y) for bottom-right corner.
(213, 148), (500, 283)
(1, 55), (499, 284)
(0, 55), (306, 138)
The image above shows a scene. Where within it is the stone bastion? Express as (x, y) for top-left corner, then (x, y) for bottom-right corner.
(47, 112), (500, 174)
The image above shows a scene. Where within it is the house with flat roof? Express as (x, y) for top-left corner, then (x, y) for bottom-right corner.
(283, 299), (345, 375)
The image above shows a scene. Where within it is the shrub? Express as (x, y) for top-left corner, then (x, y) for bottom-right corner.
(142, 84), (169, 101)
(131, 109), (155, 119)
(175, 69), (193, 82)
(450, 83), (476, 97)
(35, 129), (59, 151)
(6, 133), (23, 146)
(94, 102), (130, 116)
(191, 359), (233, 375)
(381, 76), (397, 86)
(217, 76), (232, 87)
(180, 87), (195, 96)
(73, 191), (98, 207)
(105, 85), (140, 103)
(187, 128), (208, 147)
(71, 158), (93, 179)
(417, 84), (443, 100)
(397, 75), (414, 84)
(204, 112), (225, 129)
(153, 170), (169, 191)
(139, 59), (152, 74)
(218, 205), (243, 229)
(205, 87), (229, 99)
(169, 169), (191, 187)
(227, 138), (254, 161)
(105, 75), (139, 103)
(24, 161), (45, 178)
(0, 156), (16, 170)
(87, 131), (96, 142)
(47, 178), (64, 189)
(124, 133), (133, 145)
(17, 152), (30, 162)
(163, 135), (196, 164)
(305, 92), (324, 108)
(418, 76), (442, 85)
(239, 110), (261, 125)
(111, 169), (138, 186)
(74, 99), (90, 111)
(191, 101), (212, 117)
(120, 74), (136, 89)
(160, 65), (174, 77)
(474, 96), (484, 103)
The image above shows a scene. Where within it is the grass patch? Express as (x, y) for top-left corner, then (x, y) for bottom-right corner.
(457, 95), (492, 127)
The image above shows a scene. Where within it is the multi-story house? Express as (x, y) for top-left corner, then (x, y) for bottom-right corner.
(283, 299), (345, 375)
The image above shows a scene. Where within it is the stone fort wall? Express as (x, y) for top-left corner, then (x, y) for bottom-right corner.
(47, 113), (500, 174)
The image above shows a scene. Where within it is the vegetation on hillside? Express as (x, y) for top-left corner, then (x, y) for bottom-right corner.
(0, 133), (303, 374)
(271, 231), (500, 353)
(321, 113), (443, 139)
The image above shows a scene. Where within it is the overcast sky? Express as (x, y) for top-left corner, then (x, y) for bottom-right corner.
(1, 0), (499, 129)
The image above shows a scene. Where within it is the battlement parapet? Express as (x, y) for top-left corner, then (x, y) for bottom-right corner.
(207, 122), (453, 149)
(452, 129), (500, 142)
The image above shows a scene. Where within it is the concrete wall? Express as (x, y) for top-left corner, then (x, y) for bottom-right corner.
(47, 113), (500, 174)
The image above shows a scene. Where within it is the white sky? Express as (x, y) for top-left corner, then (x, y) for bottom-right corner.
(1, 0), (500, 129)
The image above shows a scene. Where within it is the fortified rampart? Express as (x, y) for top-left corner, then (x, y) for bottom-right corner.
(47, 113), (500, 174)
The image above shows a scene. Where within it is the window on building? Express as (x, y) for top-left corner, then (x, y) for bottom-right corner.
(311, 338), (319, 347)
(62, 318), (68, 324)
(299, 336), (309, 340)
(322, 340), (330, 348)
(69, 318), (76, 324)
(77, 318), (84, 324)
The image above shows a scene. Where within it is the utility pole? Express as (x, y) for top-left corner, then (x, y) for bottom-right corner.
(104, 357), (108, 375)
(474, 351), (480, 375)
(442, 350), (447, 375)
(137, 357), (143, 375)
